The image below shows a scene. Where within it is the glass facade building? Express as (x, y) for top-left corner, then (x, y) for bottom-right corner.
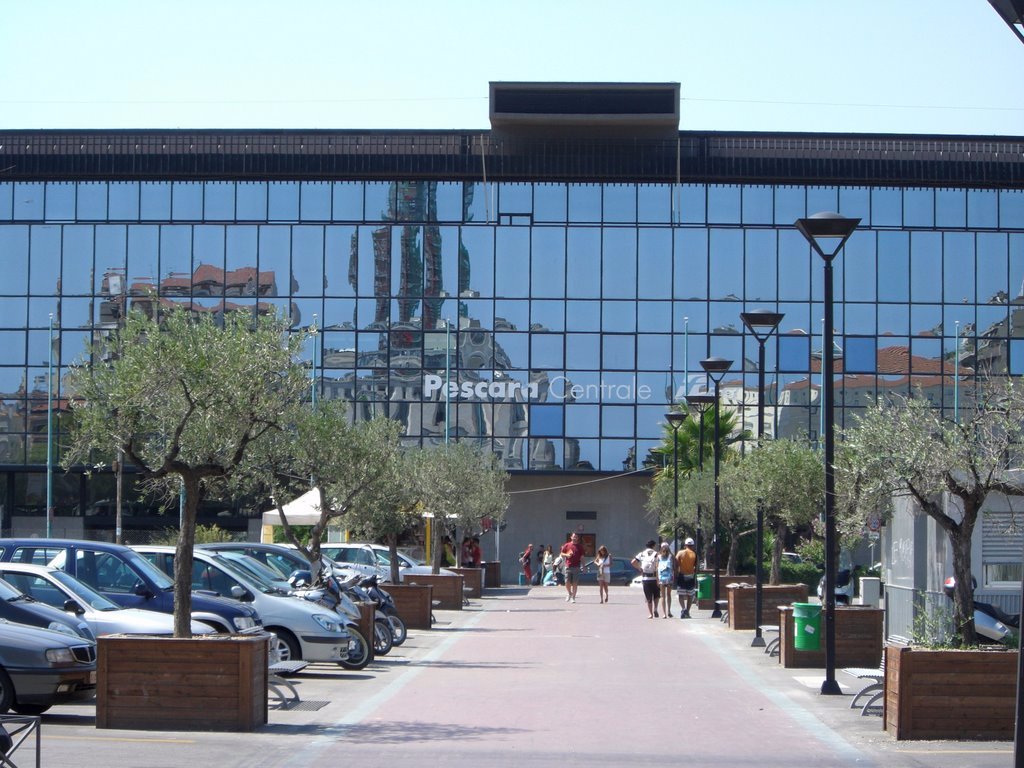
(0, 123), (1022, 536)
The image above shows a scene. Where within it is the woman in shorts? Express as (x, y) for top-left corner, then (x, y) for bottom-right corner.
(657, 542), (676, 618)
(594, 545), (612, 603)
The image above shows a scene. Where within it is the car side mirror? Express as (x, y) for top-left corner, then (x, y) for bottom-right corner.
(230, 585), (250, 601)
(63, 599), (86, 616)
(133, 581), (154, 598)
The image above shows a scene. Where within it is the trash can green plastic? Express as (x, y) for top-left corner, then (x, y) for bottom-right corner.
(793, 602), (821, 651)
(696, 574), (712, 600)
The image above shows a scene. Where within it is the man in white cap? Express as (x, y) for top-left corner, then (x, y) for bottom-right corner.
(675, 537), (698, 618)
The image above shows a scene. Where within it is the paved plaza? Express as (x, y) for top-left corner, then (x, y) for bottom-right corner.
(29, 584), (1015, 767)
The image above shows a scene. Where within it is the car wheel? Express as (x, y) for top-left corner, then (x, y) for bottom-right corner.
(12, 703), (50, 715)
(269, 629), (301, 662)
(0, 668), (14, 713)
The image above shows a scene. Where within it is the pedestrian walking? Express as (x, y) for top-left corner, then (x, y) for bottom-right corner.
(519, 543), (534, 585)
(594, 545), (612, 603)
(675, 537), (698, 618)
(631, 540), (660, 618)
(542, 545), (554, 583)
(657, 542), (676, 618)
(560, 533), (583, 603)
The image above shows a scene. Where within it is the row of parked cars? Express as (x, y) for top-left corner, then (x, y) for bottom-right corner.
(0, 537), (436, 716)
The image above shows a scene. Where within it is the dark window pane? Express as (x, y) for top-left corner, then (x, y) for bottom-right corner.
(530, 404), (563, 437)
(844, 337), (875, 372)
(779, 334), (810, 372)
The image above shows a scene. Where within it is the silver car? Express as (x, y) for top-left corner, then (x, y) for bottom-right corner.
(0, 563), (213, 637)
(0, 619), (96, 715)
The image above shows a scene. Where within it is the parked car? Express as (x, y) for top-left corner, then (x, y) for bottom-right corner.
(200, 542), (351, 583)
(0, 574), (94, 641)
(0, 619), (97, 715)
(134, 546), (352, 663)
(578, 557), (637, 586)
(322, 543), (456, 581)
(0, 562), (213, 637)
(0, 539), (261, 634)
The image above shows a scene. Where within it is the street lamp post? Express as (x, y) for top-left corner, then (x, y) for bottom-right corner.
(685, 393), (715, 580)
(795, 211), (860, 696)
(666, 410), (687, 530)
(740, 309), (784, 648)
(700, 356), (733, 619)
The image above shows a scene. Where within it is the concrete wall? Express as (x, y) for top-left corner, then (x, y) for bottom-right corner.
(482, 472), (657, 585)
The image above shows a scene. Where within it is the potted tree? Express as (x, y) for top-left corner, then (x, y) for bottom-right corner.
(65, 308), (307, 731)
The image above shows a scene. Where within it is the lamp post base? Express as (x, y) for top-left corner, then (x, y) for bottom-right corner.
(820, 679), (842, 696)
(711, 607), (722, 619)
(751, 635), (766, 648)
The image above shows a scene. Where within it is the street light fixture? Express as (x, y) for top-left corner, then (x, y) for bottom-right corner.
(685, 393), (715, 573)
(740, 309), (784, 648)
(989, 0), (1024, 45)
(795, 211), (860, 696)
(700, 356), (733, 619)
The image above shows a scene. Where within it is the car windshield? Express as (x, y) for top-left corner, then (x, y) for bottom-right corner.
(207, 554), (276, 594)
(48, 569), (122, 611)
(122, 551), (174, 590)
(0, 577), (24, 601)
(216, 552), (287, 592)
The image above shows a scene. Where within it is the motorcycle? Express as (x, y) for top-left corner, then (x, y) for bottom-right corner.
(816, 568), (855, 605)
(288, 571), (372, 669)
(336, 574), (397, 656)
(943, 576), (1019, 643)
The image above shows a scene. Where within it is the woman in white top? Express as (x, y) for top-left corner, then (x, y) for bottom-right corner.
(657, 542), (676, 618)
(594, 545), (612, 603)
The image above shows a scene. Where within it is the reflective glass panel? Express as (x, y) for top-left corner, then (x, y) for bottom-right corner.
(332, 182), (363, 221)
(904, 189), (934, 227)
(968, 189), (998, 229)
(638, 185), (670, 224)
(872, 188), (902, 227)
(602, 301), (635, 333)
(943, 232), (975, 305)
(838, 187), (870, 224)
(14, 183), (44, 220)
(300, 182), (331, 221)
(603, 185), (636, 224)
(171, 182), (203, 221)
(530, 334), (563, 369)
(268, 183), (299, 222)
(0, 226), (29, 294)
(565, 404), (599, 436)
(237, 183), (268, 220)
(677, 185), (705, 224)
(745, 229), (777, 302)
(567, 228), (600, 298)
(140, 183), (170, 220)
(62, 226), (93, 295)
(292, 226), (325, 297)
(461, 227), (494, 297)
(675, 229), (707, 300)
(602, 335), (635, 370)
(779, 334), (810, 372)
(566, 300), (600, 332)
(775, 187), (804, 225)
(29, 226), (60, 296)
(76, 183), (107, 221)
(637, 228), (671, 300)
(603, 229), (636, 300)
(976, 233), (1008, 305)
(495, 227), (529, 298)
(434, 182), (462, 222)
(778, 230), (810, 301)
(108, 182), (139, 220)
(936, 188), (966, 227)
(204, 182), (235, 221)
(637, 301), (671, 333)
(742, 185), (773, 225)
(878, 232), (909, 302)
(534, 184), (567, 223)
(0, 183), (12, 220)
(1000, 190), (1024, 230)
(708, 185), (740, 224)
(498, 183), (532, 215)
(568, 184), (601, 223)
(909, 231), (941, 303)
(531, 227), (565, 298)
(566, 333), (599, 369)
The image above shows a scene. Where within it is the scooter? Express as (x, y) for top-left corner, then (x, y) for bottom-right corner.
(943, 576), (1018, 643)
(336, 575), (397, 656)
(816, 568), (855, 605)
(358, 575), (407, 646)
(288, 571), (372, 669)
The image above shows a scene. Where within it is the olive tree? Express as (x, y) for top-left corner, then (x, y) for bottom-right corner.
(411, 443), (510, 573)
(250, 400), (406, 584)
(64, 308), (307, 637)
(837, 379), (1024, 646)
(726, 439), (823, 584)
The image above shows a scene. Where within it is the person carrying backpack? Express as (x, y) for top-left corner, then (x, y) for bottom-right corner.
(632, 540), (661, 618)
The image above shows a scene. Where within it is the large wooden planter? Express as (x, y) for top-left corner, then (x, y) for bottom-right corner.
(697, 574), (755, 610)
(726, 583), (807, 630)
(405, 573), (465, 610)
(777, 605), (883, 668)
(97, 633), (268, 732)
(386, 583), (433, 630)
(452, 567), (483, 598)
(884, 644), (1019, 740)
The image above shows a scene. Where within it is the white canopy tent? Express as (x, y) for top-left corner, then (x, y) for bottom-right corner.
(260, 488), (325, 527)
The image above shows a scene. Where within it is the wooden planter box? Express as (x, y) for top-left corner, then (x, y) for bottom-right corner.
(726, 583), (807, 630)
(884, 644), (1019, 740)
(452, 567), (483, 598)
(404, 573), (465, 611)
(777, 606), (884, 668)
(697, 574), (755, 610)
(482, 561), (501, 588)
(387, 583), (433, 630)
(97, 633), (268, 732)
(356, 601), (375, 662)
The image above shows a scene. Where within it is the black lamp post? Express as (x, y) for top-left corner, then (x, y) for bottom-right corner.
(700, 356), (733, 618)
(685, 393), (715, 578)
(795, 212), (860, 696)
(740, 309), (784, 648)
(666, 411), (687, 521)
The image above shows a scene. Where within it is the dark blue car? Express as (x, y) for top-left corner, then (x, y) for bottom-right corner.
(0, 539), (261, 634)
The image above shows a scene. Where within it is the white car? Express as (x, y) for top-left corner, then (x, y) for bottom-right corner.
(0, 562), (213, 636)
(133, 546), (353, 664)
(322, 543), (456, 582)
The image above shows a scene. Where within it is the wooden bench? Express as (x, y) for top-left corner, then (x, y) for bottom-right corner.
(714, 600), (730, 622)
(842, 634), (911, 716)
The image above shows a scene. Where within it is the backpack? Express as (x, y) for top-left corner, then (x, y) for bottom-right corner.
(639, 549), (657, 575)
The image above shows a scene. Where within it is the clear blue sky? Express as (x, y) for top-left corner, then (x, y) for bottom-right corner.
(3, 0), (1022, 135)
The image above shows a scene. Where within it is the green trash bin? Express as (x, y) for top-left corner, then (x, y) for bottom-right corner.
(792, 602), (821, 651)
(696, 574), (712, 600)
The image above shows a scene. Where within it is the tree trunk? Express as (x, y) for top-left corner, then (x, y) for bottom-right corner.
(173, 473), (200, 638)
(950, 525), (977, 646)
(386, 535), (401, 584)
(726, 531), (739, 576)
(770, 521), (785, 585)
